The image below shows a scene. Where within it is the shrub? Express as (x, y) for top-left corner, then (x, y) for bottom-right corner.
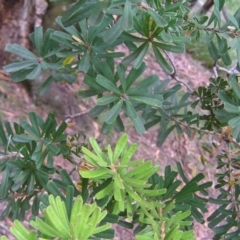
(1, 0), (240, 239)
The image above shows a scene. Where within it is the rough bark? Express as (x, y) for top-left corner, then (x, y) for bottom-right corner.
(0, 0), (48, 68)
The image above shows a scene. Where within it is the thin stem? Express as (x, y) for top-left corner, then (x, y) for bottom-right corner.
(65, 110), (90, 122)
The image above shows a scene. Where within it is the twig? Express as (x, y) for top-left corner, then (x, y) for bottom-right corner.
(65, 110), (90, 123)
(164, 50), (194, 93)
(215, 63), (240, 75)
(171, 75), (194, 93)
(213, 61), (218, 78)
(161, 108), (240, 148)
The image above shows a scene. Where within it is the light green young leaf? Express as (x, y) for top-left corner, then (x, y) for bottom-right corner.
(80, 168), (111, 179)
(30, 218), (61, 238)
(121, 143), (138, 165)
(113, 134), (128, 163)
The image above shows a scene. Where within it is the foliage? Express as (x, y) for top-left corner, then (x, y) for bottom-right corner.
(1, 0), (240, 239)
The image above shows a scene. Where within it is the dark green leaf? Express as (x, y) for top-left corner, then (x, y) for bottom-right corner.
(121, 0), (133, 31)
(36, 76), (54, 96)
(153, 45), (173, 74)
(3, 61), (36, 73)
(129, 94), (163, 107)
(103, 18), (123, 44)
(148, 9), (167, 27)
(96, 74), (121, 94)
(98, 95), (120, 105)
(26, 65), (42, 80)
(207, 41), (220, 60)
(78, 52), (90, 72)
(157, 125), (175, 147)
(34, 26), (43, 55)
(5, 44), (37, 60)
(122, 42), (148, 67)
(103, 100), (123, 124)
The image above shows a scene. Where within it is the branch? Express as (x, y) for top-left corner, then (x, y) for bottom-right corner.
(215, 63), (240, 75)
(65, 110), (90, 123)
(164, 51), (193, 93)
(161, 108), (240, 148)
(171, 75), (194, 93)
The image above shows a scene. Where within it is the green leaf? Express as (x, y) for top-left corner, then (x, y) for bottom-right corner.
(117, 64), (127, 92)
(0, 167), (10, 199)
(133, 43), (149, 69)
(122, 42), (148, 68)
(152, 45), (173, 74)
(30, 217), (61, 237)
(13, 134), (38, 143)
(61, 0), (88, 24)
(132, 115), (145, 135)
(157, 125), (175, 147)
(26, 65), (42, 80)
(78, 52), (90, 72)
(36, 76), (54, 96)
(121, 0), (133, 31)
(153, 42), (185, 53)
(125, 100), (137, 119)
(218, 38), (228, 55)
(103, 18), (123, 44)
(3, 61), (35, 73)
(147, 9), (168, 27)
(224, 102), (240, 113)
(129, 94), (163, 107)
(127, 75), (158, 94)
(229, 116), (240, 128)
(97, 95), (120, 105)
(126, 63), (146, 90)
(5, 44), (37, 60)
(227, 13), (239, 28)
(207, 41), (220, 60)
(103, 100), (123, 124)
(62, 3), (94, 27)
(113, 134), (128, 163)
(230, 75), (240, 100)
(96, 74), (121, 94)
(34, 26), (43, 55)
(89, 5), (105, 26)
(121, 143), (138, 165)
(125, 100), (145, 134)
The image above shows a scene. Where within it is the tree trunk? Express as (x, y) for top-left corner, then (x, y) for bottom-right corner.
(0, 0), (48, 68)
